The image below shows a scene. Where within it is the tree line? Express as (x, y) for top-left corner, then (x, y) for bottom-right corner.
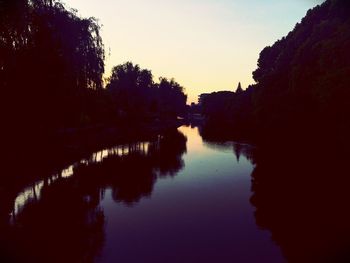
(1, 0), (105, 131)
(107, 62), (187, 122)
(201, 0), (350, 148)
(2, 0), (349, 148)
(1, 0), (187, 138)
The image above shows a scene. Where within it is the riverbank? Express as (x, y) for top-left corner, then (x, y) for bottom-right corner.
(1, 119), (185, 219)
(54, 119), (185, 159)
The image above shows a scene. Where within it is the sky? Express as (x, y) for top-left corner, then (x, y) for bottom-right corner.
(64, 0), (325, 103)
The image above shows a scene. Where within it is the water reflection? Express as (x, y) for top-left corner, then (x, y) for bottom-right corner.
(250, 146), (350, 263)
(2, 126), (304, 263)
(203, 140), (255, 163)
(12, 130), (187, 217)
(97, 126), (284, 263)
(11, 142), (154, 217)
(1, 129), (187, 263)
(3, 124), (348, 262)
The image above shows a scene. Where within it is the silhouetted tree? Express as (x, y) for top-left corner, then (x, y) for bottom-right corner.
(200, 86), (254, 140)
(106, 62), (187, 121)
(106, 62), (154, 120)
(1, 0), (105, 133)
(201, 0), (350, 148)
(156, 77), (187, 118)
(251, 0), (350, 144)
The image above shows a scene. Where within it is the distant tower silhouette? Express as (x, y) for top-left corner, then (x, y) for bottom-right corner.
(233, 143), (242, 162)
(236, 82), (243, 94)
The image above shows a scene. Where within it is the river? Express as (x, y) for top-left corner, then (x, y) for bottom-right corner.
(3, 125), (286, 263)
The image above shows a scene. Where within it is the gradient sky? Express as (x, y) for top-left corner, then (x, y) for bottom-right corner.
(64, 0), (325, 103)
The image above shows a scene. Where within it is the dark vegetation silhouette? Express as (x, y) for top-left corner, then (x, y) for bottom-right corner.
(201, 86), (254, 140)
(250, 145), (350, 263)
(0, 129), (187, 263)
(201, 0), (350, 149)
(200, 1), (350, 261)
(107, 62), (187, 122)
(2, 0), (350, 262)
(1, 0), (187, 192)
(1, 0), (105, 133)
(1, 0), (187, 140)
(1, 1), (187, 261)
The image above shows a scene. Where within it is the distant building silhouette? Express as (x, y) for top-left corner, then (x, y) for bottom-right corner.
(236, 82), (243, 93)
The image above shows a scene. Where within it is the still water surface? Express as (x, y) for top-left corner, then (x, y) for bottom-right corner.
(8, 125), (285, 262)
(98, 126), (284, 262)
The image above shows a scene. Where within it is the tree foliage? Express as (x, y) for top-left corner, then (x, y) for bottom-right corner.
(202, 0), (350, 146)
(107, 62), (187, 120)
(252, 0), (350, 143)
(1, 0), (105, 130)
(201, 86), (254, 140)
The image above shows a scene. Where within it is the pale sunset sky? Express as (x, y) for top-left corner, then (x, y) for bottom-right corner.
(64, 0), (325, 103)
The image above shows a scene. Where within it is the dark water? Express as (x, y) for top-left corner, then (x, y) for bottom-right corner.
(96, 126), (284, 263)
(3, 126), (287, 263)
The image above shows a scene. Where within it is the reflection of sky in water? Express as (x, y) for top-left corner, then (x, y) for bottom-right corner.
(9, 125), (285, 262)
(97, 125), (285, 263)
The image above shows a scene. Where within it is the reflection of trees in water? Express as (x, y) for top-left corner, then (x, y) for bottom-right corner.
(198, 122), (245, 142)
(233, 143), (255, 163)
(250, 146), (350, 263)
(149, 129), (187, 177)
(2, 179), (105, 263)
(73, 129), (187, 205)
(1, 129), (187, 262)
(201, 138), (255, 163)
(199, 124), (255, 163)
(75, 152), (156, 206)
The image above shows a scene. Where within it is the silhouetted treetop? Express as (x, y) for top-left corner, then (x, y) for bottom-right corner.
(202, 0), (350, 147)
(252, 0), (350, 143)
(1, 0), (106, 131)
(106, 62), (187, 120)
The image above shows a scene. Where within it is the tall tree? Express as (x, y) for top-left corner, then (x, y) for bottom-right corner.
(106, 62), (187, 120)
(1, 0), (105, 131)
